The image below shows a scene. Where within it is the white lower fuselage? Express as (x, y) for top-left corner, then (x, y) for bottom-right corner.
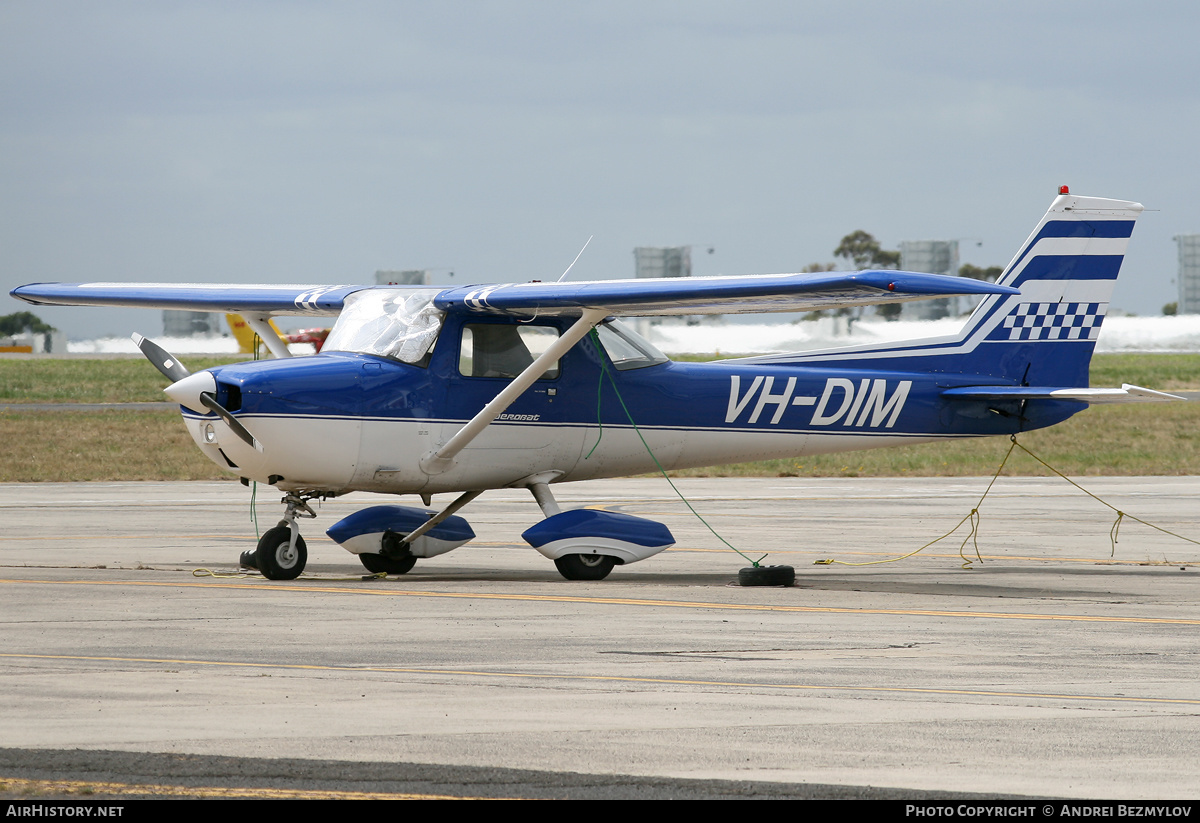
(185, 409), (955, 496)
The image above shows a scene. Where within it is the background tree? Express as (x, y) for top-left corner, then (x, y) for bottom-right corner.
(0, 311), (55, 337)
(833, 230), (883, 270)
(834, 231), (902, 320)
(799, 263), (837, 321)
(959, 263), (1004, 283)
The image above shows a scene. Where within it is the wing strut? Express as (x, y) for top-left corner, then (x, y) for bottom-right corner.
(244, 314), (293, 359)
(420, 308), (607, 474)
(392, 490), (484, 549)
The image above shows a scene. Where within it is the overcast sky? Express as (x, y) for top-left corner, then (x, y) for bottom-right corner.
(3, 1), (1198, 338)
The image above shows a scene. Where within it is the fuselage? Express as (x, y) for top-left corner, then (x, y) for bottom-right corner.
(179, 314), (1080, 495)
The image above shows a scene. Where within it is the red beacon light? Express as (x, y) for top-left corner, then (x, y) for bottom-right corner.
(1059, 184), (1070, 195)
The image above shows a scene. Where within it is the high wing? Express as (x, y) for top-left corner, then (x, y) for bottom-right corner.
(11, 270), (1016, 318)
(437, 270), (1016, 316)
(9, 282), (366, 316)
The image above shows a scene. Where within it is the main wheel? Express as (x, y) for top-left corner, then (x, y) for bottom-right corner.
(359, 552), (417, 575)
(554, 553), (616, 581)
(256, 526), (307, 580)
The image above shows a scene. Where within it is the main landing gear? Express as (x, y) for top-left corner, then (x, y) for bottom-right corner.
(521, 480), (675, 581)
(357, 530), (418, 575)
(239, 483), (674, 582)
(241, 491), (322, 580)
(553, 552), (617, 581)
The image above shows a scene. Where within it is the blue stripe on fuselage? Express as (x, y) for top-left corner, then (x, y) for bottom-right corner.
(192, 352), (1080, 440)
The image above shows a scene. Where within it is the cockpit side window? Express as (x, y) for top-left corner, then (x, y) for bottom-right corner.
(595, 319), (669, 370)
(459, 324), (560, 380)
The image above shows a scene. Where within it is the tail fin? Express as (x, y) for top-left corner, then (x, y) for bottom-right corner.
(953, 191), (1142, 386)
(744, 191), (1143, 388)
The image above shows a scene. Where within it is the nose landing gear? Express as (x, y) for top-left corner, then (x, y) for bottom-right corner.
(254, 525), (308, 580)
(241, 491), (324, 580)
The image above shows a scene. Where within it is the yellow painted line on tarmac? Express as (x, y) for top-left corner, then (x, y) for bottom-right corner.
(0, 776), (485, 800)
(3, 651), (1199, 708)
(3, 576), (1200, 626)
(0, 534), (244, 542)
(5, 531), (1185, 568)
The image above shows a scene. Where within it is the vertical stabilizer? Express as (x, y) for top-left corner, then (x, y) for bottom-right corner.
(742, 191), (1143, 388)
(953, 191), (1142, 385)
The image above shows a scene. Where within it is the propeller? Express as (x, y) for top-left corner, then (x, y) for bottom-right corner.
(198, 391), (261, 451)
(132, 333), (190, 382)
(132, 333), (261, 451)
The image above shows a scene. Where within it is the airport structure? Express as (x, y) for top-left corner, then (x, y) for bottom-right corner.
(162, 309), (222, 337)
(634, 246), (691, 280)
(898, 240), (960, 320)
(376, 270), (431, 286)
(1176, 235), (1200, 314)
(635, 246), (695, 326)
(0, 329), (66, 353)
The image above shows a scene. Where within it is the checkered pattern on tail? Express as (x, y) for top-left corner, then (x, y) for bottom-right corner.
(987, 302), (1107, 342)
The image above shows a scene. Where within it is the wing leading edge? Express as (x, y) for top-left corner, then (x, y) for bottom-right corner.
(12, 270), (1016, 319)
(436, 270), (1017, 317)
(10, 282), (368, 316)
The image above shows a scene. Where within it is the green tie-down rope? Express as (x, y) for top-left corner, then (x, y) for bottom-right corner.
(585, 329), (765, 567)
(249, 333), (263, 539)
(251, 479), (260, 539)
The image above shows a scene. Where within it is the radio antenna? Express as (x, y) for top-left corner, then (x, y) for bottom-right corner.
(556, 235), (594, 282)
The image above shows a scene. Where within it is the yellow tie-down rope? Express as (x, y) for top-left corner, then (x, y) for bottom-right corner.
(815, 435), (1199, 570)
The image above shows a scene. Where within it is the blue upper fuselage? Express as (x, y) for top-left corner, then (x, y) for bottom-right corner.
(194, 313), (1080, 440)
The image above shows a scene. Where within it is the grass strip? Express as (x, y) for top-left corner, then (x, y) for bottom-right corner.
(0, 357), (246, 404)
(0, 409), (228, 482)
(1, 354), (1197, 481)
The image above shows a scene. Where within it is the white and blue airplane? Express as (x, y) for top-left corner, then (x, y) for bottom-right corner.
(11, 189), (1178, 581)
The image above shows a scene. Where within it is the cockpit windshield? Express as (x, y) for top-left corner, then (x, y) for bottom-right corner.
(323, 288), (444, 364)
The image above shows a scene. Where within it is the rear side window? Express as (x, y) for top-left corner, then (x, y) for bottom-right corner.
(458, 324), (560, 380)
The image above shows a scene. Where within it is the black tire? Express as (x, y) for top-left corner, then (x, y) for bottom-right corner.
(256, 526), (307, 580)
(554, 553), (616, 581)
(738, 565), (795, 587)
(359, 552), (417, 575)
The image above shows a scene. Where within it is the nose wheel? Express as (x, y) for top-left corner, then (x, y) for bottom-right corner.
(242, 491), (325, 580)
(255, 525), (308, 580)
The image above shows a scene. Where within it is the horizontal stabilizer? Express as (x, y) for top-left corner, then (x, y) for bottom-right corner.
(942, 384), (1184, 405)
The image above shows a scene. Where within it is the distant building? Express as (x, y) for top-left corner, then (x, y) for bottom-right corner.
(1176, 235), (1200, 314)
(634, 246), (697, 326)
(376, 269), (431, 286)
(634, 247), (691, 279)
(0, 330), (65, 353)
(163, 310), (222, 337)
(899, 240), (961, 320)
